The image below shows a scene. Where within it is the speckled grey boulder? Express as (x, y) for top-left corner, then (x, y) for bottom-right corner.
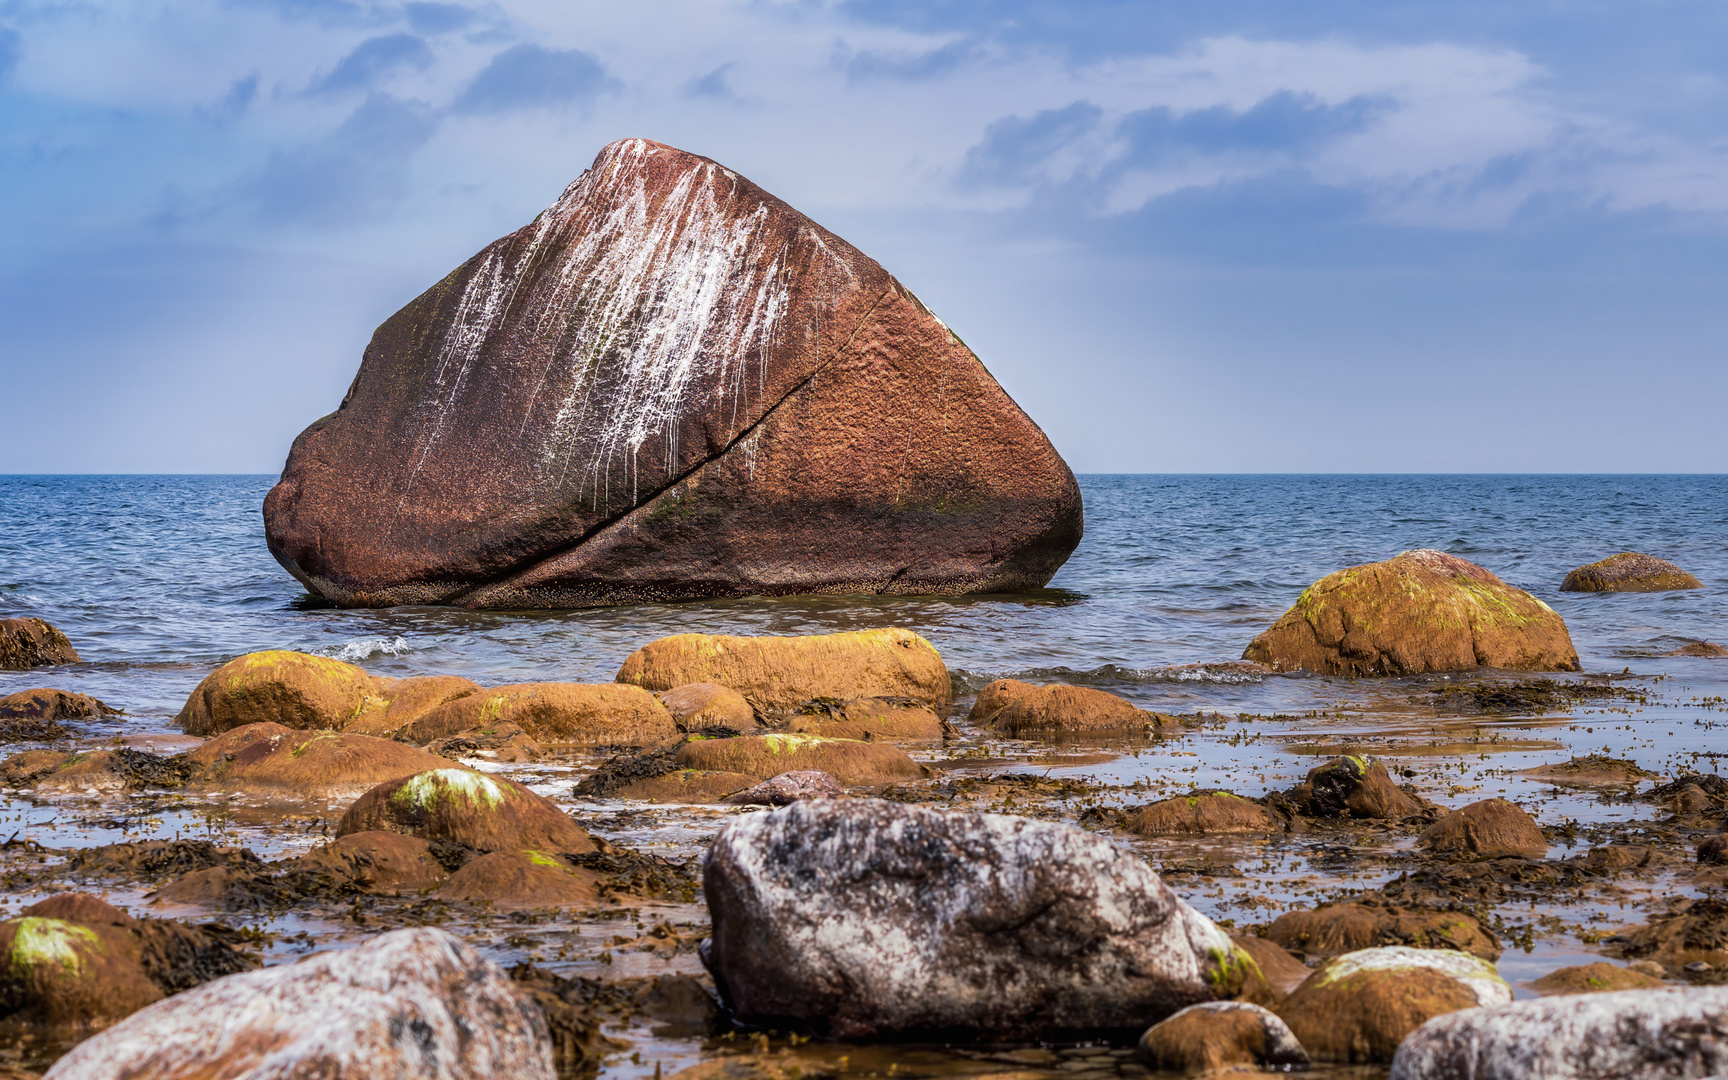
(1389, 986), (1728, 1079)
(701, 799), (1263, 1038)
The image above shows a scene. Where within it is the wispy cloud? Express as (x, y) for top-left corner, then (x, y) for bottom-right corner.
(452, 43), (614, 114)
(309, 33), (433, 94)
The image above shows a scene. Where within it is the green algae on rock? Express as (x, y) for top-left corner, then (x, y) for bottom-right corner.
(175, 651), (386, 736)
(1561, 551), (1702, 593)
(1243, 549), (1580, 676)
(673, 733), (924, 783)
(338, 767), (597, 854)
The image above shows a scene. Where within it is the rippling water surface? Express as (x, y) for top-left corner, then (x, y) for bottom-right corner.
(3, 474), (1723, 721)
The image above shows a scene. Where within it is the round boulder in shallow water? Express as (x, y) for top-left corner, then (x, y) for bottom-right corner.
(40, 927), (554, 1080)
(1389, 986), (1728, 1080)
(0, 618), (80, 670)
(969, 679), (1159, 737)
(338, 768), (596, 854)
(1416, 798), (1547, 860)
(701, 800), (1268, 1039)
(1123, 791), (1285, 837)
(1243, 550), (1579, 676)
(1562, 552), (1702, 593)
(1137, 1001), (1309, 1074)
(262, 138), (1082, 610)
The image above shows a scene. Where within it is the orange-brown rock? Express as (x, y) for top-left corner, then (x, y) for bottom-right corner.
(610, 769), (758, 803)
(784, 696), (944, 741)
(968, 678), (1159, 737)
(617, 629), (951, 712)
(1275, 947), (1508, 1063)
(0, 617), (80, 670)
(435, 852), (602, 908)
(1304, 756), (1426, 819)
(33, 750), (132, 794)
(1124, 791), (1285, 837)
(1267, 902), (1500, 961)
(673, 734), (924, 783)
(0, 688), (116, 722)
(174, 651), (387, 736)
(262, 138), (1082, 610)
(402, 683), (676, 748)
(1417, 798), (1547, 859)
(337, 768), (596, 854)
(1562, 552), (1702, 593)
(1230, 934), (1313, 999)
(1243, 549), (1579, 675)
(184, 723), (450, 801)
(281, 832), (450, 895)
(424, 721), (543, 763)
(343, 675), (481, 737)
(1531, 961), (1665, 995)
(0, 748), (73, 787)
(656, 683), (755, 732)
(1136, 1001), (1309, 1073)
(1602, 898), (1728, 970)
(0, 909), (162, 1028)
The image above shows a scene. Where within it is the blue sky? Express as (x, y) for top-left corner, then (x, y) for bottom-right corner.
(2, 0), (1725, 473)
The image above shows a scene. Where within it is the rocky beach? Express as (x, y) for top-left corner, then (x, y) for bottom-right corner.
(0, 137), (1723, 1079)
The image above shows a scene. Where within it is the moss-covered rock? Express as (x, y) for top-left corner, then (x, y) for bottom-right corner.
(1137, 1000), (1309, 1074)
(1243, 550), (1579, 676)
(0, 913), (162, 1027)
(783, 696), (944, 741)
(1532, 961), (1665, 995)
(338, 768), (596, 854)
(343, 675), (481, 737)
(615, 629), (951, 713)
(1124, 791), (1285, 836)
(673, 733), (924, 783)
(0, 688), (117, 723)
(175, 651), (387, 736)
(403, 682), (675, 749)
(1562, 552), (1702, 593)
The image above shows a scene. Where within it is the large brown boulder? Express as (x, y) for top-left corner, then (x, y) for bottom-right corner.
(0, 618), (80, 669)
(1267, 902), (1501, 961)
(1562, 551), (1702, 592)
(1416, 798), (1547, 859)
(175, 651), (385, 736)
(337, 767), (597, 854)
(616, 628), (951, 712)
(401, 682), (675, 748)
(262, 138), (1082, 610)
(1243, 550), (1580, 675)
(184, 723), (451, 801)
(39, 928), (554, 1080)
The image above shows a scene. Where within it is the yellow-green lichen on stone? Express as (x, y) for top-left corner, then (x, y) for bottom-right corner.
(8, 917), (100, 978)
(392, 768), (506, 811)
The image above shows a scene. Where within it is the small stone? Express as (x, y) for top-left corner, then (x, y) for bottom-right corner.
(1629, 960), (1668, 978)
(1561, 552), (1702, 593)
(1416, 798), (1547, 860)
(1137, 1001), (1308, 1074)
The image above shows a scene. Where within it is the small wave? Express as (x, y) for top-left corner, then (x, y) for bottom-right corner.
(950, 661), (1269, 694)
(319, 636), (413, 663)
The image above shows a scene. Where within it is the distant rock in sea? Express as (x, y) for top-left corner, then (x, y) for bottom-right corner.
(0, 617), (80, 670)
(264, 138), (1082, 609)
(1242, 549), (1580, 676)
(1562, 551), (1702, 593)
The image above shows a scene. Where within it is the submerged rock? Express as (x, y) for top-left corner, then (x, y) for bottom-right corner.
(1243, 550), (1579, 675)
(1388, 986), (1728, 1080)
(674, 733), (923, 784)
(0, 689), (116, 723)
(1275, 945), (1509, 1063)
(657, 683), (755, 732)
(1561, 551), (1702, 593)
(263, 138), (1082, 610)
(969, 679), (1160, 737)
(1515, 753), (1655, 788)
(1267, 902), (1500, 961)
(1123, 791), (1286, 836)
(403, 682), (676, 748)
(1532, 961), (1666, 995)
(723, 770), (844, 806)
(338, 767), (597, 854)
(0, 618), (80, 670)
(702, 800), (1267, 1039)
(40, 927), (554, 1080)
(1417, 798), (1547, 860)
(1670, 641), (1728, 658)
(617, 629), (951, 713)
(1137, 1001), (1309, 1074)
